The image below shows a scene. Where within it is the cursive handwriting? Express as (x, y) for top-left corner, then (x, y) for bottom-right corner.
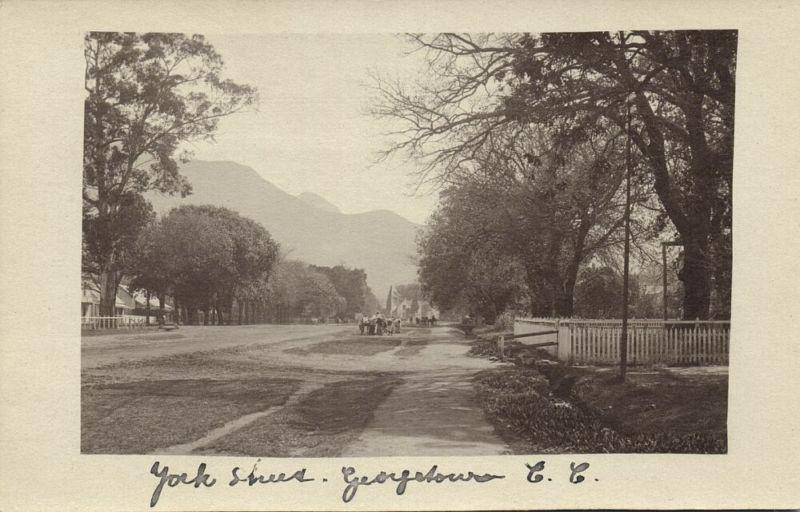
(229, 459), (314, 487)
(150, 461), (216, 508)
(340, 465), (505, 503)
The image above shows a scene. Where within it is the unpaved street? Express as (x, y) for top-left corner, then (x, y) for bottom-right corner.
(81, 324), (510, 456)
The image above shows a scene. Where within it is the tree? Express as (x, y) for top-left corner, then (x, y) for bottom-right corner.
(129, 205), (278, 325)
(189, 205), (279, 324)
(82, 191), (155, 298)
(266, 261), (345, 322)
(309, 264), (375, 318)
(374, 31), (735, 319)
(83, 32), (257, 315)
(418, 185), (527, 323)
(415, 119), (643, 317)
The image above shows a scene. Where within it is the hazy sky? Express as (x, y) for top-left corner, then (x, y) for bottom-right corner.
(188, 33), (439, 225)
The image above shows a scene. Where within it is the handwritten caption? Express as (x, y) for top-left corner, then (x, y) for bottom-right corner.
(148, 459), (594, 507)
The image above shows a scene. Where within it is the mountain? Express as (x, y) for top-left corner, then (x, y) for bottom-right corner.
(297, 191), (341, 213)
(146, 160), (420, 300)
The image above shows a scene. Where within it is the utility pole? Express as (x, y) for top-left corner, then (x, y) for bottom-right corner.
(620, 100), (632, 382)
(662, 243), (668, 320)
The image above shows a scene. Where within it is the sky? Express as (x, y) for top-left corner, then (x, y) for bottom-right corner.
(187, 33), (439, 225)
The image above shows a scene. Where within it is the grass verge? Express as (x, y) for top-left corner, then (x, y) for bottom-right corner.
(473, 359), (727, 453)
(284, 337), (401, 357)
(394, 338), (428, 357)
(200, 374), (401, 457)
(81, 377), (300, 454)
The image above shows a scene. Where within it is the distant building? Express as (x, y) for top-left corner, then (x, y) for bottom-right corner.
(81, 277), (172, 319)
(81, 278), (134, 317)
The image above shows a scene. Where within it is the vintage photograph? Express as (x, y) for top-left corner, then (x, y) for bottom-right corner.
(81, 31), (734, 457)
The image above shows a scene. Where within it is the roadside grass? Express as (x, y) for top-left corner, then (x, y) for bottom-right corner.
(467, 333), (515, 358)
(474, 359), (727, 454)
(81, 377), (300, 454)
(284, 337), (401, 357)
(573, 367), (728, 439)
(82, 351), (278, 385)
(394, 338), (428, 357)
(199, 374), (402, 457)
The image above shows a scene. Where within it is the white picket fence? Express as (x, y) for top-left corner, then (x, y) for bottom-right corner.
(514, 317), (730, 366)
(81, 316), (148, 330)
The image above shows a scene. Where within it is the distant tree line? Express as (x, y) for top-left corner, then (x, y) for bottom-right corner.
(81, 32), (384, 324)
(125, 204), (380, 325)
(375, 31), (734, 320)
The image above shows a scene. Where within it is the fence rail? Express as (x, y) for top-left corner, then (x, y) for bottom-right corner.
(514, 317), (730, 366)
(81, 316), (148, 330)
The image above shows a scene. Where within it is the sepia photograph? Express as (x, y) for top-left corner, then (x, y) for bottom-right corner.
(80, 30), (734, 458)
(8, 0), (800, 509)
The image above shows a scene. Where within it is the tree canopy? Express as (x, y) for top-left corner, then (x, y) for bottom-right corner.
(130, 205), (278, 325)
(83, 32), (257, 315)
(375, 31), (735, 319)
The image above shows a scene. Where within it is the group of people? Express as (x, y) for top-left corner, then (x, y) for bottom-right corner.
(358, 312), (439, 335)
(359, 313), (402, 336)
(414, 315), (437, 327)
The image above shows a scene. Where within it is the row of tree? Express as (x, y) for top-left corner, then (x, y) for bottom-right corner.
(376, 31), (734, 320)
(106, 204), (379, 325)
(82, 32), (382, 324)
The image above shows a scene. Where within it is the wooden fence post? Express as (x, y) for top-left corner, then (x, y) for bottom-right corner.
(557, 319), (572, 362)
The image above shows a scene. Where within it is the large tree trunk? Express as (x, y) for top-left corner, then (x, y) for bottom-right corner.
(678, 239), (712, 320)
(557, 275), (577, 317)
(618, 60), (718, 321)
(99, 268), (119, 317)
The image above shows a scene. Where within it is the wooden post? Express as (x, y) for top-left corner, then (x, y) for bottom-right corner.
(620, 100), (632, 382)
(557, 319), (572, 362)
(662, 243), (668, 320)
(498, 335), (505, 359)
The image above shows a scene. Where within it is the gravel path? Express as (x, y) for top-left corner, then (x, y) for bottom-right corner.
(341, 327), (510, 456)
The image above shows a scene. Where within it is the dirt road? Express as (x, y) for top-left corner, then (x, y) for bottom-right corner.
(81, 324), (350, 369)
(81, 324), (510, 456)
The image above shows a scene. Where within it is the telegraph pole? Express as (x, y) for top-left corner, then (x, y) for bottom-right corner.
(620, 100), (632, 382)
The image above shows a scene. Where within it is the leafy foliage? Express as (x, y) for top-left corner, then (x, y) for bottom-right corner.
(83, 32), (257, 315)
(130, 205), (278, 323)
(309, 265), (377, 318)
(475, 367), (725, 453)
(375, 31), (735, 319)
(266, 261), (345, 320)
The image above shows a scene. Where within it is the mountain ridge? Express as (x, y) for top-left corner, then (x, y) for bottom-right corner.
(146, 160), (420, 300)
(297, 191), (341, 213)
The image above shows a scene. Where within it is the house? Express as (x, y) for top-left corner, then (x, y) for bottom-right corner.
(81, 278), (135, 317)
(81, 277), (172, 319)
